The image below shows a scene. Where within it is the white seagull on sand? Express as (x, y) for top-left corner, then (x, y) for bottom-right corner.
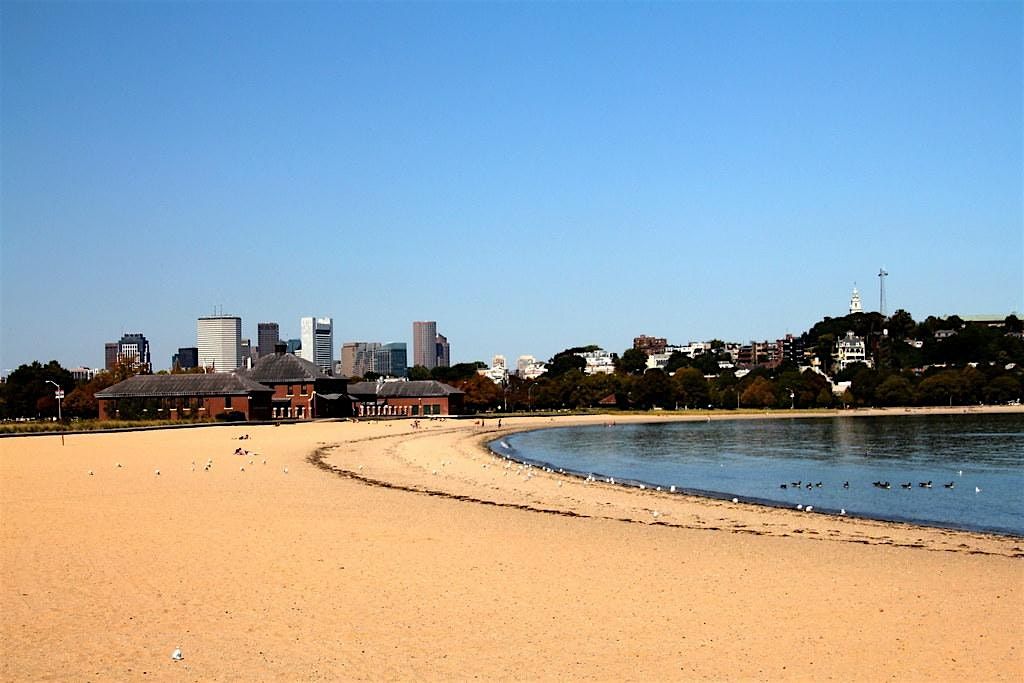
(171, 647), (183, 661)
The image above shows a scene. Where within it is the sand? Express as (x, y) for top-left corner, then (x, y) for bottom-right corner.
(1, 409), (1022, 681)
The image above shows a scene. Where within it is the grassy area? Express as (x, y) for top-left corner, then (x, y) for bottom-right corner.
(0, 418), (215, 434)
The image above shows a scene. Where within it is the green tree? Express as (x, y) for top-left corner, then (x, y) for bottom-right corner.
(0, 361), (75, 419)
(875, 375), (914, 406)
(407, 365), (431, 381)
(663, 351), (690, 374)
(616, 348), (649, 376)
(632, 369), (673, 409)
(543, 348), (589, 379)
(672, 367), (710, 409)
(983, 375), (1021, 404)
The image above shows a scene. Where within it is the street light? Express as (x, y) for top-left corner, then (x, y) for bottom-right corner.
(45, 380), (63, 423)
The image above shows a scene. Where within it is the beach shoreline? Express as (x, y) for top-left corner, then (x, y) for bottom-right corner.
(2, 409), (1022, 680)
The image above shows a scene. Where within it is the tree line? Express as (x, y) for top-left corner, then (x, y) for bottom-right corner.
(2, 311), (1021, 419)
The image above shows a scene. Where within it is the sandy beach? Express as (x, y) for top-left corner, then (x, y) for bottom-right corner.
(2, 409), (1022, 681)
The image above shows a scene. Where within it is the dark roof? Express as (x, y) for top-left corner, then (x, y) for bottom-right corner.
(96, 373), (274, 399)
(347, 380), (464, 398)
(242, 352), (328, 383)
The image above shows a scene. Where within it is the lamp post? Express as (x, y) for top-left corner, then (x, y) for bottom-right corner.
(46, 380), (64, 446)
(527, 384), (535, 412)
(45, 380), (63, 423)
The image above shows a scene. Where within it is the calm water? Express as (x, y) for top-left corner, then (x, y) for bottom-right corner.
(492, 414), (1024, 536)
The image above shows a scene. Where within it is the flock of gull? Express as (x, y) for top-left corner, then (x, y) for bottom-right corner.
(86, 434), (290, 477)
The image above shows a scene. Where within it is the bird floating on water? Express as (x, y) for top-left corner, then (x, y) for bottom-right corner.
(975, 486), (981, 494)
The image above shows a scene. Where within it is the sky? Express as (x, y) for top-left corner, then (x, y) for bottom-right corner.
(2, 1), (1021, 372)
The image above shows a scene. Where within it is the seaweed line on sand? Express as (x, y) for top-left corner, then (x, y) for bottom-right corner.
(306, 444), (1023, 559)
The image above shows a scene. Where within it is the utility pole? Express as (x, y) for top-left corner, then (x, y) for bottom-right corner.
(878, 267), (889, 316)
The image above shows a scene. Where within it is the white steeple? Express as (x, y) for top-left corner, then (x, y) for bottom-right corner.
(849, 285), (863, 314)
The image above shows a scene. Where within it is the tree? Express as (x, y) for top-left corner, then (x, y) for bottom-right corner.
(875, 375), (913, 406)
(407, 365), (431, 381)
(983, 375), (1021, 404)
(740, 376), (776, 408)
(451, 374), (503, 413)
(632, 369), (673, 409)
(64, 372), (119, 419)
(616, 348), (649, 376)
(663, 351), (690, 374)
(886, 309), (916, 340)
(672, 368), (709, 409)
(543, 348), (588, 379)
(0, 361), (75, 419)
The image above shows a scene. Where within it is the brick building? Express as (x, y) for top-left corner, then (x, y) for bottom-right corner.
(96, 373), (273, 421)
(242, 344), (350, 419)
(348, 380), (464, 417)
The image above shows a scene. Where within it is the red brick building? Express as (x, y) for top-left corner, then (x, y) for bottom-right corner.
(95, 373), (274, 421)
(347, 380), (464, 417)
(242, 345), (350, 419)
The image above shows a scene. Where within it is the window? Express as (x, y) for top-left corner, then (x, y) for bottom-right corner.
(301, 384), (308, 395)
(287, 385), (294, 396)
(225, 395), (233, 409)
(411, 405), (419, 416)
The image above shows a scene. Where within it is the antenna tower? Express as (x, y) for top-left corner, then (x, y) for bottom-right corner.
(878, 268), (888, 316)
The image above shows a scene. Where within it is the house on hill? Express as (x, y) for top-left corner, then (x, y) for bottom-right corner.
(347, 380), (464, 417)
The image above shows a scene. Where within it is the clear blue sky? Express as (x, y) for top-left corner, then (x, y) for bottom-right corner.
(2, 1), (1021, 372)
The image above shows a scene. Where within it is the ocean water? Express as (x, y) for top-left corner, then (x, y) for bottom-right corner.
(492, 413), (1024, 536)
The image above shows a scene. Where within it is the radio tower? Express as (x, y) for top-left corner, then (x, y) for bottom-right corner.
(878, 267), (888, 316)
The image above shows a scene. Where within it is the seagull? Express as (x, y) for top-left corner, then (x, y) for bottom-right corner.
(240, 466), (245, 472)
(796, 504), (803, 510)
(958, 470), (963, 476)
(975, 486), (981, 494)
(731, 497), (739, 504)
(283, 467), (289, 474)
(806, 505), (813, 512)
(88, 470), (93, 476)
(116, 463), (122, 468)
(669, 485), (676, 493)
(840, 508), (846, 515)
(171, 647), (183, 661)
(652, 510), (661, 518)
(154, 469), (160, 476)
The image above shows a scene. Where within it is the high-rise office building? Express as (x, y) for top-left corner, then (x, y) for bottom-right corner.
(197, 315), (242, 372)
(435, 333), (450, 368)
(413, 321), (438, 369)
(341, 341), (408, 378)
(257, 322), (280, 358)
(116, 333), (152, 372)
(381, 342), (408, 378)
(300, 317), (334, 374)
(286, 338), (301, 355)
(104, 342), (119, 370)
(172, 347), (199, 370)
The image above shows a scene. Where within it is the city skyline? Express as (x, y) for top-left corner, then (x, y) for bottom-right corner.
(2, 3), (1021, 372)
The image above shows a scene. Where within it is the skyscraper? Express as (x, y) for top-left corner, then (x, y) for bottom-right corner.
(300, 317), (334, 374)
(104, 342), (118, 370)
(435, 333), (450, 368)
(197, 315), (242, 372)
(380, 342), (408, 378)
(257, 322), (280, 358)
(117, 333), (152, 372)
(413, 321), (438, 369)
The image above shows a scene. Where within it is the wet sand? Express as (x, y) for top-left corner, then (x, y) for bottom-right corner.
(2, 409), (1022, 680)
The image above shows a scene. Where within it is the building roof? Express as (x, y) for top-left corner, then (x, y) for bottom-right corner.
(96, 373), (274, 398)
(242, 352), (328, 383)
(348, 380), (464, 398)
